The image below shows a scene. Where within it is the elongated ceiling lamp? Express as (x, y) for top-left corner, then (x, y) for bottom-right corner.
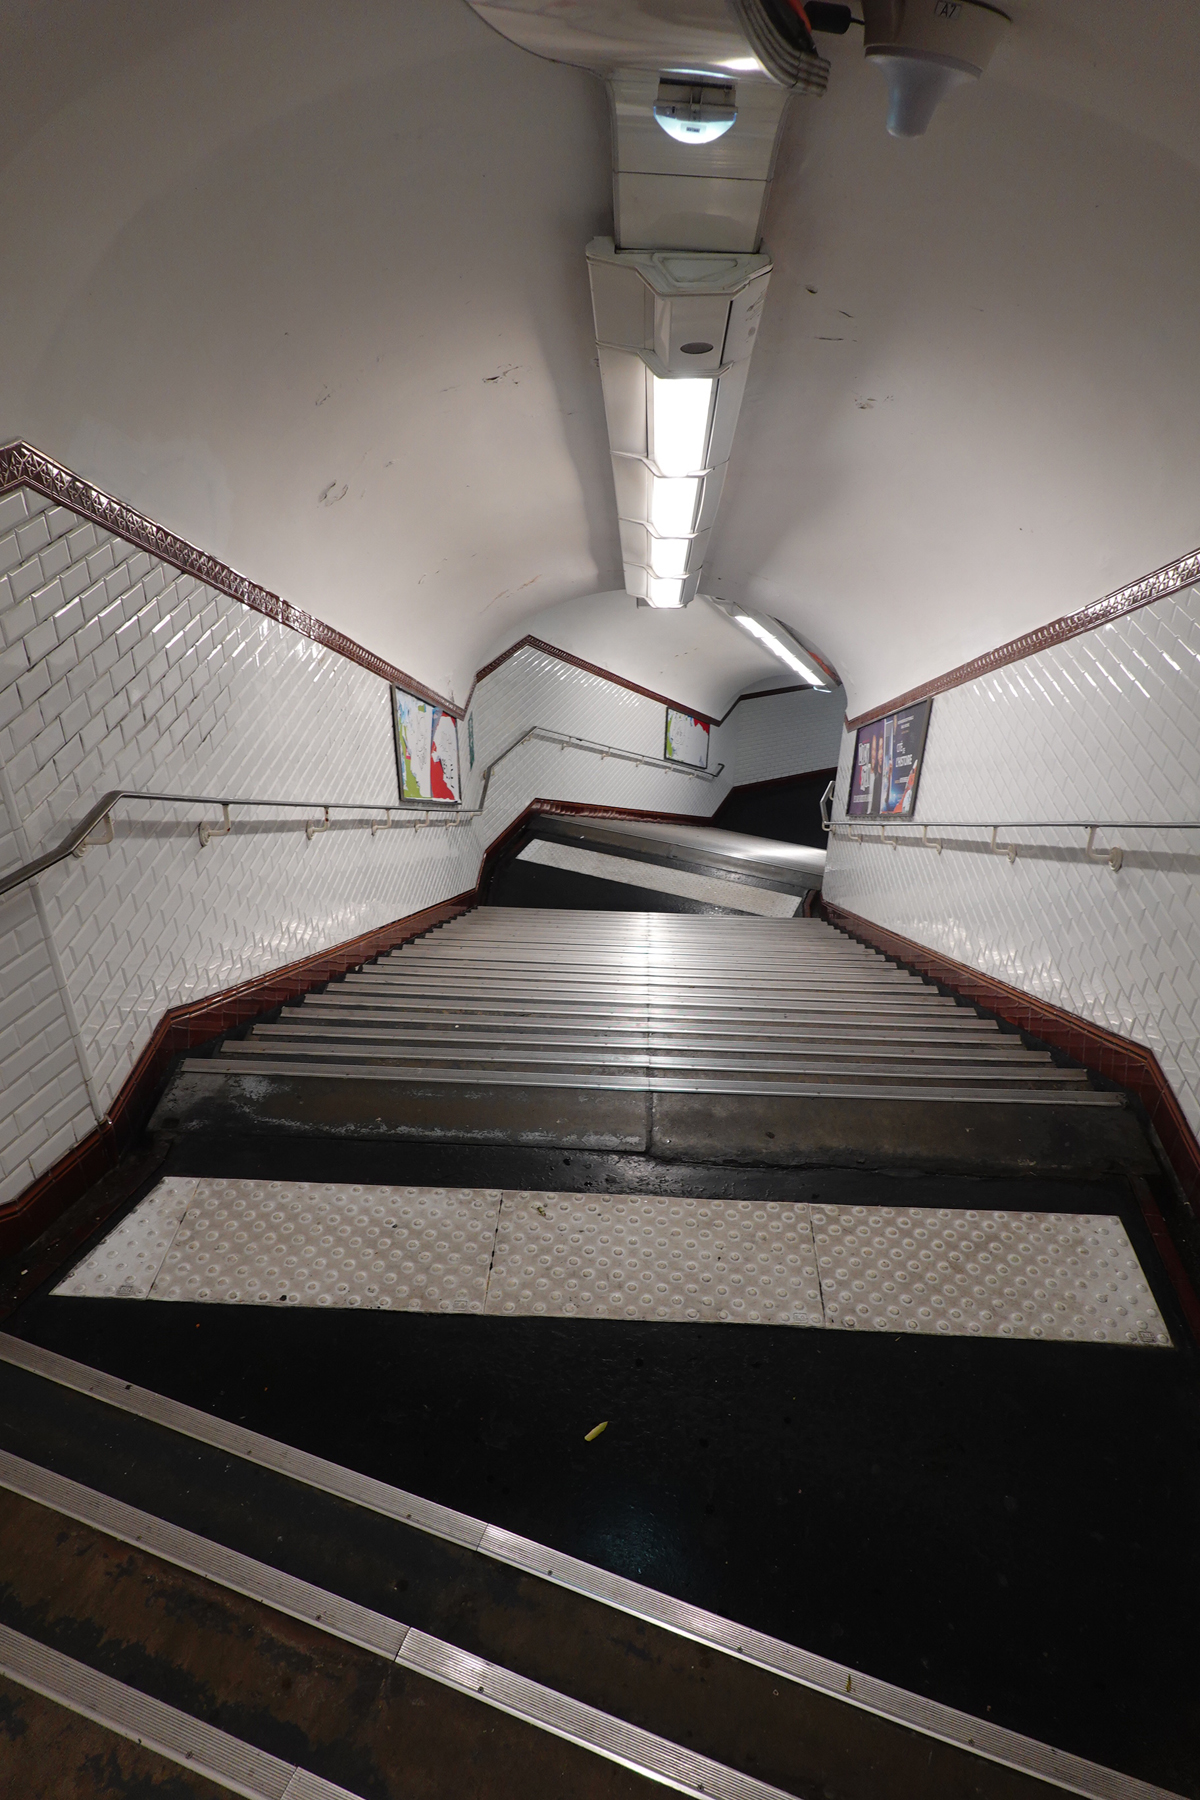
(705, 596), (835, 687)
(588, 241), (771, 608)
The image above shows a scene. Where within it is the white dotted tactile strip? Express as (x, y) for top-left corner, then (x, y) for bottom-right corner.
(145, 1180), (503, 1313)
(812, 1206), (1170, 1345)
(53, 1178), (198, 1299)
(486, 1192), (825, 1327)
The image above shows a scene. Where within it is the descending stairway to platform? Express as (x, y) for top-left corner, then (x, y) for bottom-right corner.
(153, 906), (1140, 1171)
(186, 908), (1103, 1103)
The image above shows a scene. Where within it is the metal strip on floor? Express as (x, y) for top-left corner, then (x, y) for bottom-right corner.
(396, 1628), (794, 1800)
(0, 1619), (357, 1800)
(0, 1449), (795, 1800)
(182, 1058), (1122, 1103)
(0, 1446), (406, 1657)
(0, 1334), (1179, 1800)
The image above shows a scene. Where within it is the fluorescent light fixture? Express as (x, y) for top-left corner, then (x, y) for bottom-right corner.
(656, 115), (735, 144)
(648, 537), (691, 579)
(653, 77), (737, 145)
(587, 241), (772, 616)
(648, 475), (700, 537)
(717, 604), (830, 687)
(649, 375), (713, 477)
(646, 575), (687, 608)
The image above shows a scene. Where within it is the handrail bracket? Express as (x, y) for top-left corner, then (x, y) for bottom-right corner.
(1084, 826), (1124, 872)
(72, 814), (115, 858)
(198, 804), (232, 849)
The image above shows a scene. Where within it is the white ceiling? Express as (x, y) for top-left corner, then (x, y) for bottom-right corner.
(1, 0), (1197, 720)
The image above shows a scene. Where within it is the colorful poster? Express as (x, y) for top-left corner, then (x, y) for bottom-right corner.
(664, 707), (710, 769)
(391, 688), (461, 803)
(847, 699), (931, 819)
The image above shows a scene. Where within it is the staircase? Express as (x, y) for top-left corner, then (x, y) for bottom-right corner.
(188, 909), (1098, 1100)
(156, 907), (1138, 1175)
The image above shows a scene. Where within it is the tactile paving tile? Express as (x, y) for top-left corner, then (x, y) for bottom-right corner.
(54, 1178), (198, 1300)
(486, 1191), (824, 1327)
(147, 1179), (503, 1312)
(811, 1206), (1170, 1345)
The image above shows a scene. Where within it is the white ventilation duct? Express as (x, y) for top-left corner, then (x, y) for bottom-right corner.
(464, 0), (829, 251)
(465, 0), (831, 608)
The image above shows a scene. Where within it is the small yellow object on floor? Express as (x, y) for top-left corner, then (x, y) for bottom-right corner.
(584, 1421), (608, 1442)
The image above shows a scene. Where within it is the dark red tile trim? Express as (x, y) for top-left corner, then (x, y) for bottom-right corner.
(823, 901), (1200, 1340)
(0, 894), (472, 1260)
(467, 639), (841, 728)
(467, 635), (722, 726)
(714, 684), (808, 724)
(0, 770), (838, 1261)
(844, 542), (1200, 730)
(0, 442), (460, 716)
(823, 900), (1200, 1207)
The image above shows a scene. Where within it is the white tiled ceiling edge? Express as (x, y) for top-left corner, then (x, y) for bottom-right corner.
(824, 581), (1200, 1142)
(0, 484), (842, 1206)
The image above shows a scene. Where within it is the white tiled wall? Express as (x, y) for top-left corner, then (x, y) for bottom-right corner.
(717, 686), (844, 788)
(825, 582), (1200, 1137)
(0, 484), (839, 1206)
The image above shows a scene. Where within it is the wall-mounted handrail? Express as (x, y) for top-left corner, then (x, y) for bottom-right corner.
(819, 805), (1200, 874)
(0, 725), (725, 900)
(472, 727), (723, 811)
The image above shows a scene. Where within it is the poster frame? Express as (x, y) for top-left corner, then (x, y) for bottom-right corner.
(390, 686), (462, 807)
(846, 697), (932, 821)
(663, 706), (711, 771)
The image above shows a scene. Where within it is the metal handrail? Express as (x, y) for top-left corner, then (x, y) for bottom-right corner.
(0, 726), (725, 899)
(817, 783), (1200, 872)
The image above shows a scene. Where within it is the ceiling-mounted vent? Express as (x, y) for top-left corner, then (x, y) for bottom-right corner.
(730, 0), (832, 91)
(464, 0), (829, 91)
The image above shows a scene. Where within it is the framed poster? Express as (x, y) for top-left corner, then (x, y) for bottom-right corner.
(391, 687), (461, 804)
(664, 707), (710, 770)
(847, 698), (931, 819)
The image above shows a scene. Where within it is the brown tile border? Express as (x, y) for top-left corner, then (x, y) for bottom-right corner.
(823, 900), (1200, 1201)
(468, 643), (836, 727)
(467, 635), (723, 726)
(844, 543), (1200, 730)
(823, 900), (1200, 1337)
(1, 442), (839, 731)
(0, 894), (472, 1260)
(0, 442), (459, 716)
(0, 770), (838, 1262)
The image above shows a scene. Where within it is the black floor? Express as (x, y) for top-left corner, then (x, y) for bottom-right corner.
(5, 1134), (1199, 1793)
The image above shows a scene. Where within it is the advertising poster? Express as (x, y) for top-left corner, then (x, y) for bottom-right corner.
(664, 707), (711, 769)
(847, 698), (931, 819)
(391, 687), (461, 803)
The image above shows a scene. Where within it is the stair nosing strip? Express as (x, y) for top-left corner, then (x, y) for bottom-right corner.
(181, 1058), (1119, 1103)
(0, 1451), (793, 1800)
(0, 1446), (407, 1660)
(0, 1618), (325, 1800)
(0, 1336), (1173, 1800)
(396, 1628), (794, 1800)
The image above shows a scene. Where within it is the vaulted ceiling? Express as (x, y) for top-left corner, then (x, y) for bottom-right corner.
(1, 0), (1197, 718)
